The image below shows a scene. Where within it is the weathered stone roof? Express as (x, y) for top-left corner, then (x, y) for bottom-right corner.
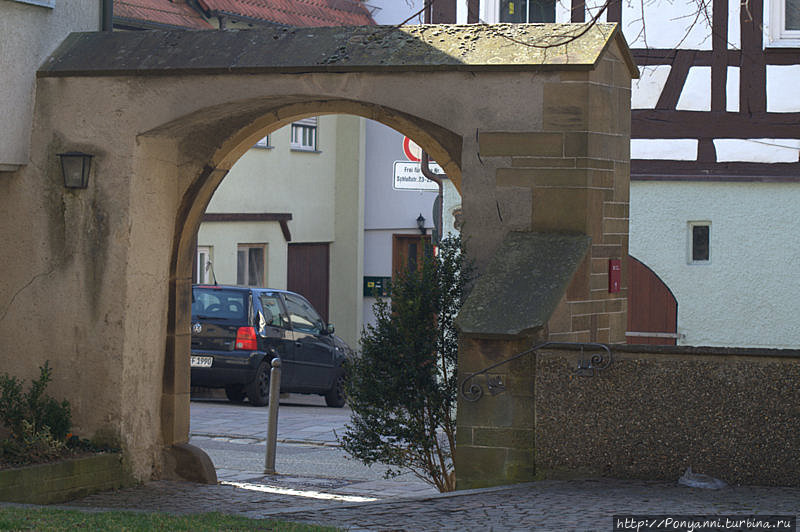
(456, 232), (590, 338)
(39, 23), (637, 77)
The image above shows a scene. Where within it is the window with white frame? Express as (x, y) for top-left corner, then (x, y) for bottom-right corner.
(499, 0), (555, 22)
(770, 0), (800, 44)
(196, 246), (213, 284)
(688, 222), (711, 264)
(237, 244), (266, 286)
(254, 135), (271, 149)
(290, 117), (318, 151)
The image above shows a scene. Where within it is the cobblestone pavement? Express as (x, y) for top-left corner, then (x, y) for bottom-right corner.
(63, 477), (800, 531)
(50, 397), (800, 530)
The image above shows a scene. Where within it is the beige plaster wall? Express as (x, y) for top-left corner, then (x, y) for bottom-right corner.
(0, 1), (99, 168)
(197, 223), (288, 288)
(1, 60), (627, 479)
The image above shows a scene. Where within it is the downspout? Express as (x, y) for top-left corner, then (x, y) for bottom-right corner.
(102, 0), (113, 31)
(420, 151), (444, 243)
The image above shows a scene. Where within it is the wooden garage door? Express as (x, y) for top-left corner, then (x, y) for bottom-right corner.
(287, 243), (330, 322)
(626, 255), (678, 345)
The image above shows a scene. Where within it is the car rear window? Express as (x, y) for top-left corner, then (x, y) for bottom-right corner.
(192, 288), (248, 321)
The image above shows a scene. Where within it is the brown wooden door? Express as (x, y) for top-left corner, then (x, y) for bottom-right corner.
(392, 234), (432, 277)
(626, 255), (678, 345)
(287, 243), (330, 322)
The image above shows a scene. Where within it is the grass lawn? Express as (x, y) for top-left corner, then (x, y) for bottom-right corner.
(0, 507), (340, 531)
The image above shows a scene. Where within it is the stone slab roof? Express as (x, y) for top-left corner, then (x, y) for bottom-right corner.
(39, 23), (637, 77)
(197, 0), (375, 27)
(456, 232), (591, 338)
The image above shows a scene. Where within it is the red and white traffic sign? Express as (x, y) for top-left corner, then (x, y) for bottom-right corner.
(402, 136), (422, 162)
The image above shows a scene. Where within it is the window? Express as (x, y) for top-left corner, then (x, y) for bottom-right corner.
(499, 0), (555, 22)
(769, 0), (800, 45)
(259, 293), (286, 328)
(254, 135), (271, 149)
(290, 117), (318, 151)
(283, 293), (324, 334)
(237, 244), (266, 286)
(196, 246), (213, 284)
(688, 222), (711, 264)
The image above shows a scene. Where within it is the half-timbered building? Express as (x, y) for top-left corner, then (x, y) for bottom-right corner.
(386, 0), (799, 348)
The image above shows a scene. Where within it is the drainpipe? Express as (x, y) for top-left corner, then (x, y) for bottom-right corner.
(420, 151), (444, 243)
(102, 0), (113, 31)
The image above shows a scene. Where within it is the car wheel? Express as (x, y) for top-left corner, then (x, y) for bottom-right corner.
(246, 362), (269, 407)
(224, 384), (246, 403)
(324, 371), (346, 408)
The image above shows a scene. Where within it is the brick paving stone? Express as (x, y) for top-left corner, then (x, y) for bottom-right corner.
(57, 478), (800, 531)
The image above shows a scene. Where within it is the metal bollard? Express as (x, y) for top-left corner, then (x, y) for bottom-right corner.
(263, 357), (281, 474)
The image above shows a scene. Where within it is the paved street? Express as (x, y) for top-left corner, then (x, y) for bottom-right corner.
(50, 395), (800, 530)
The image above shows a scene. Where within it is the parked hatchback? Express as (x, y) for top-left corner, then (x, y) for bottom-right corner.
(190, 285), (351, 407)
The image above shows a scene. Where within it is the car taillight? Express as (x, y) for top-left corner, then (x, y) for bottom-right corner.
(235, 327), (258, 350)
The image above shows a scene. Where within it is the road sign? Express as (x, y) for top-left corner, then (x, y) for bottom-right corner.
(393, 160), (443, 191)
(402, 136), (421, 162)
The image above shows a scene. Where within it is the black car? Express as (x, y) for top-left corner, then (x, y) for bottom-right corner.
(190, 285), (351, 407)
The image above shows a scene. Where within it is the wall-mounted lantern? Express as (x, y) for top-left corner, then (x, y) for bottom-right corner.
(57, 151), (93, 189)
(416, 213), (426, 235)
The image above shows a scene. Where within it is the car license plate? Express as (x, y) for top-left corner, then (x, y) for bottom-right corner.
(190, 355), (213, 368)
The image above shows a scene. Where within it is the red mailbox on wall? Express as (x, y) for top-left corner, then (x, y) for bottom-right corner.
(608, 259), (621, 293)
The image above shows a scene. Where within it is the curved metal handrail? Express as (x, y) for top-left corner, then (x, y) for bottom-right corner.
(460, 341), (612, 402)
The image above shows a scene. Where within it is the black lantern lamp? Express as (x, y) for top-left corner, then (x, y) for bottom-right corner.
(58, 151), (93, 189)
(416, 213), (426, 234)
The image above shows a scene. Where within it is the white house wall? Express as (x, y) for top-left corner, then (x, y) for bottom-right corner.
(630, 181), (800, 348)
(0, 1), (99, 168)
(206, 116), (338, 244)
(197, 222), (288, 289)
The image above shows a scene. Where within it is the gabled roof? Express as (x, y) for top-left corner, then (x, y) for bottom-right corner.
(196, 0), (375, 27)
(115, 0), (214, 30)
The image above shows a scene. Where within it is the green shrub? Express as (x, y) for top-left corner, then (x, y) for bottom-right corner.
(340, 235), (472, 492)
(0, 361), (72, 464)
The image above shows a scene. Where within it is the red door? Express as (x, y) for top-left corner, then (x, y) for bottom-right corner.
(626, 255), (678, 345)
(287, 243), (330, 322)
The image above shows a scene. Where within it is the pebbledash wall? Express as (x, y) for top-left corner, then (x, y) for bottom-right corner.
(534, 346), (800, 486)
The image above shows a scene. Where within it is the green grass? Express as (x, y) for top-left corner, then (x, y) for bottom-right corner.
(0, 507), (340, 531)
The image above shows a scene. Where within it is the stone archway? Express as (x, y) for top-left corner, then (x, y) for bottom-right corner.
(160, 99), (465, 464)
(1, 23), (635, 484)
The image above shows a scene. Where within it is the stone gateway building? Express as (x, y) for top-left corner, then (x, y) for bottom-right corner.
(2, 12), (798, 490)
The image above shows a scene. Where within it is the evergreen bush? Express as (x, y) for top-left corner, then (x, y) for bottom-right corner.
(340, 235), (472, 492)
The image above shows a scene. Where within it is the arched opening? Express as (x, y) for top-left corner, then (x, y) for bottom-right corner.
(149, 98), (463, 480)
(626, 255), (678, 345)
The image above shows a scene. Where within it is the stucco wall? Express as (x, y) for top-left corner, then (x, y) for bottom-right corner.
(197, 222), (288, 288)
(0, 1), (99, 167)
(629, 181), (800, 348)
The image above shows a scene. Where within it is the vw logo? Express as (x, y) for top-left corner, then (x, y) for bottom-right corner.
(192, 322), (202, 334)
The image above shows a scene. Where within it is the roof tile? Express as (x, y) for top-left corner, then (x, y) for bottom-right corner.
(201, 0), (375, 27)
(115, 0), (214, 29)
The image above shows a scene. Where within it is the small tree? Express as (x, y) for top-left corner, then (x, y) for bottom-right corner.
(340, 235), (471, 492)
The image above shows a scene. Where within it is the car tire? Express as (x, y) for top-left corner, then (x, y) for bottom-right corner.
(246, 362), (269, 407)
(224, 384), (246, 403)
(324, 370), (346, 408)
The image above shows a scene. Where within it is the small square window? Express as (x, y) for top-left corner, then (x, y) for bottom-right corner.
(769, 0), (800, 45)
(499, 0), (555, 22)
(290, 117), (318, 152)
(688, 222), (711, 263)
